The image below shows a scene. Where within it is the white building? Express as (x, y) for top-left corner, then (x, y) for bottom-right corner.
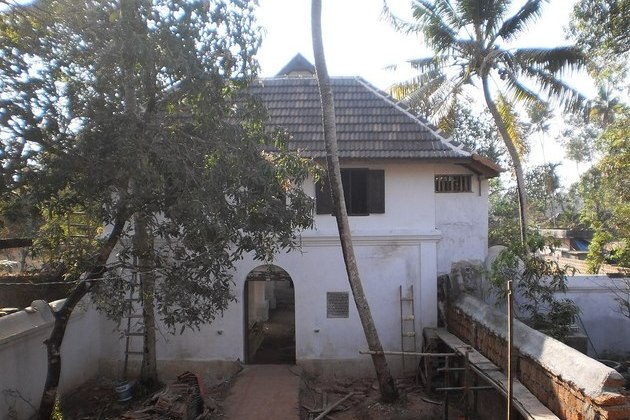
(99, 54), (501, 379)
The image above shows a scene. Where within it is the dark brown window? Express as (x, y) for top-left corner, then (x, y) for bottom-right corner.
(435, 175), (472, 193)
(316, 169), (385, 215)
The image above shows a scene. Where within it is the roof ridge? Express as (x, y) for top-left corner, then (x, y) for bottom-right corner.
(352, 77), (471, 157)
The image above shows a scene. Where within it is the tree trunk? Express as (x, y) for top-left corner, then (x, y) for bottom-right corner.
(120, 0), (158, 386)
(39, 213), (127, 419)
(311, 0), (398, 403)
(481, 75), (529, 248)
(133, 213), (158, 386)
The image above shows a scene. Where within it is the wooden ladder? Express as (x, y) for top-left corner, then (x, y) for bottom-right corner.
(122, 261), (144, 380)
(399, 285), (418, 375)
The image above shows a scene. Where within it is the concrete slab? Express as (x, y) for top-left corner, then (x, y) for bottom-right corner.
(223, 365), (300, 420)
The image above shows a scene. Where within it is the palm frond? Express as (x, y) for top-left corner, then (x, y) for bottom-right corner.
(423, 74), (468, 125)
(397, 71), (447, 105)
(382, 0), (425, 35)
(408, 56), (445, 72)
(409, 0), (460, 52)
(483, 0), (511, 39)
(514, 47), (587, 75)
(412, 0), (461, 29)
(504, 74), (542, 105)
(497, 0), (548, 41)
(457, 0), (509, 40)
(497, 94), (528, 157)
(519, 66), (589, 113)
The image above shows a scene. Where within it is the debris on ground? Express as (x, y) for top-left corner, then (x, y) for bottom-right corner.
(300, 375), (461, 419)
(121, 372), (212, 420)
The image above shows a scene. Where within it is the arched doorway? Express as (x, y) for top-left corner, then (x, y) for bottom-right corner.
(244, 265), (295, 364)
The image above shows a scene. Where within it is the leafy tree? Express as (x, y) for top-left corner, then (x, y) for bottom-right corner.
(557, 114), (600, 174)
(311, 0), (398, 403)
(579, 112), (630, 273)
(489, 233), (580, 339)
(1, 0), (315, 417)
(488, 179), (520, 247)
(526, 101), (553, 163)
(526, 163), (561, 227)
(590, 83), (627, 127)
(386, 0), (588, 247)
(442, 102), (507, 165)
(568, 0), (629, 84)
(553, 182), (583, 230)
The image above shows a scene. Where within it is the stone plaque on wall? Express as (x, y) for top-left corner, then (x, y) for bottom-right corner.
(327, 292), (349, 318)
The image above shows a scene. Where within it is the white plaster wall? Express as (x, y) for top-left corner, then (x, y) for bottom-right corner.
(100, 160), (490, 377)
(306, 161), (438, 235)
(434, 165), (489, 274)
(562, 275), (630, 357)
(0, 300), (102, 420)
(123, 233), (439, 375)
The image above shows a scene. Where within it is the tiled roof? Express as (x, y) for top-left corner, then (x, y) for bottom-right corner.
(248, 57), (501, 177)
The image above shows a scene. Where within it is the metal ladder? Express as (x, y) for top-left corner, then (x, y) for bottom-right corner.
(399, 285), (418, 375)
(122, 262), (144, 380)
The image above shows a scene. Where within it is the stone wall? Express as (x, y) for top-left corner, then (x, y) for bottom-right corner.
(447, 294), (629, 420)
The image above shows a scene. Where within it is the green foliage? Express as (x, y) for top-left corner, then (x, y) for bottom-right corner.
(557, 114), (600, 168)
(526, 163), (561, 227)
(0, 0), (316, 332)
(442, 102), (506, 165)
(489, 233), (580, 339)
(386, 0), (589, 246)
(585, 229), (612, 273)
(569, 0), (629, 83)
(488, 179), (520, 247)
(387, 0), (589, 117)
(579, 112), (630, 273)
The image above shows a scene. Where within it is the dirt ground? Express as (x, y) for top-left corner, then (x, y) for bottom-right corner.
(59, 372), (463, 420)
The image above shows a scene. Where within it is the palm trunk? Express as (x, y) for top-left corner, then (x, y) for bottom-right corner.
(39, 213), (127, 419)
(481, 75), (529, 249)
(311, 0), (398, 403)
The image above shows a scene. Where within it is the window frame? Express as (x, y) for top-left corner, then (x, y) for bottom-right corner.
(315, 168), (385, 216)
(434, 174), (473, 193)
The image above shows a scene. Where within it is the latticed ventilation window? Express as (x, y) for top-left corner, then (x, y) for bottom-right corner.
(434, 175), (472, 193)
(326, 292), (349, 318)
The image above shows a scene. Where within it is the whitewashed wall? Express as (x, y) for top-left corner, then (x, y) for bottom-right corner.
(435, 166), (490, 274)
(99, 161), (491, 379)
(562, 275), (630, 357)
(0, 300), (102, 420)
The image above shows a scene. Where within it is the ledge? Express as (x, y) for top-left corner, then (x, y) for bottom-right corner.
(300, 230), (442, 246)
(452, 294), (625, 398)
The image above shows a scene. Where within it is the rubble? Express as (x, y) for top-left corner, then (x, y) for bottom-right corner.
(122, 372), (212, 420)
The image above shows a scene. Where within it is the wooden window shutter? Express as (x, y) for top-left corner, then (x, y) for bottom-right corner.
(368, 170), (385, 214)
(315, 179), (332, 214)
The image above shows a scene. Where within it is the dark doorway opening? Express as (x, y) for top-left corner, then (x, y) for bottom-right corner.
(244, 265), (295, 364)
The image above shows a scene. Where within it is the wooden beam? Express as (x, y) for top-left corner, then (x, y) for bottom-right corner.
(0, 238), (33, 249)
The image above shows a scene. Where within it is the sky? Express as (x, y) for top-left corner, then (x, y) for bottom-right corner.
(254, 0), (596, 186)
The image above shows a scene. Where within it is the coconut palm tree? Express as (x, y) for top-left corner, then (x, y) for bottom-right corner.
(386, 0), (588, 247)
(311, 0), (398, 403)
(590, 82), (627, 127)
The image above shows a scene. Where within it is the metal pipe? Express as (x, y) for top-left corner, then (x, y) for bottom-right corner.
(359, 350), (456, 357)
(435, 386), (495, 392)
(507, 279), (514, 420)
